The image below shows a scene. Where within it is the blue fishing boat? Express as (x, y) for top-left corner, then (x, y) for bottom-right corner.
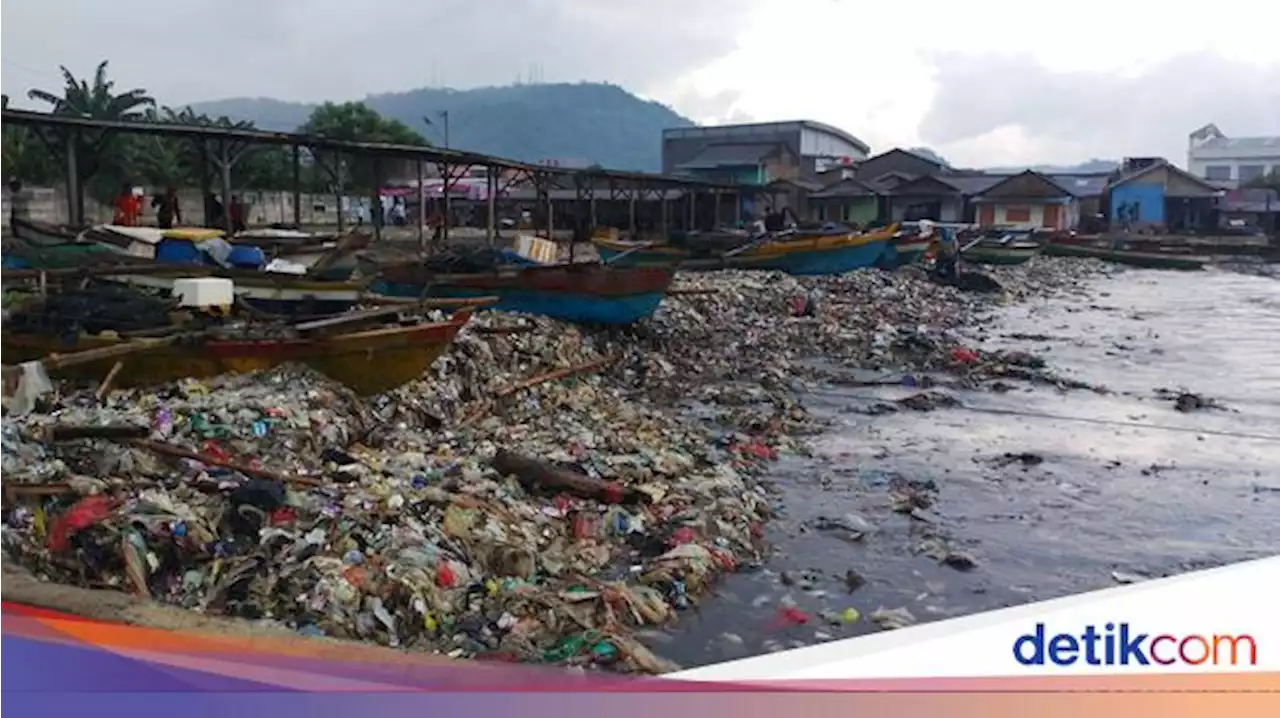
(372, 261), (676, 326)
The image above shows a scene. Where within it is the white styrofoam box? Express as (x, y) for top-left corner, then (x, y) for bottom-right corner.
(171, 277), (235, 308)
(515, 235), (556, 263)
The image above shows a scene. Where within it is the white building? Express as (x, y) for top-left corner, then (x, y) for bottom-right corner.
(1187, 124), (1280, 184)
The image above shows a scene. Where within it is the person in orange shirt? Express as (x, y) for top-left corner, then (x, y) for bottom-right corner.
(113, 183), (142, 226)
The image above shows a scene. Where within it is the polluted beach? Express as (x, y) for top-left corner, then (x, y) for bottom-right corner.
(3, 102), (1279, 676)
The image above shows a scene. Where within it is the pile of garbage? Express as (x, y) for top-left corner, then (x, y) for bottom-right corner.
(3, 359), (778, 674)
(1, 258), (1107, 673)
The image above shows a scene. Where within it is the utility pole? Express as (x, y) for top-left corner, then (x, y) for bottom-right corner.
(423, 111), (451, 149)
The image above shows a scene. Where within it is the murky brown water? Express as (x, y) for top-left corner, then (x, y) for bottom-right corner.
(656, 265), (1280, 667)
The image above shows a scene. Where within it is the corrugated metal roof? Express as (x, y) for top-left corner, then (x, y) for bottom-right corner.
(1196, 136), (1280, 151)
(675, 143), (779, 170)
(1047, 174), (1110, 197)
(810, 178), (878, 198)
(938, 174), (1004, 195)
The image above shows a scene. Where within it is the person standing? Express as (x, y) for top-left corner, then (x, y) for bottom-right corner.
(8, 178), (31, 232)
(113, 183), (142, 226)
(933, 225), (960, 282)
(152, 187), (182, 229)
(205, 193), (224, 229)
(229, 195), (247, 233)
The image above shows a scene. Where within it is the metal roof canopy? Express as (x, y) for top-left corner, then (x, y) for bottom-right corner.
(0, 108), (757, 193)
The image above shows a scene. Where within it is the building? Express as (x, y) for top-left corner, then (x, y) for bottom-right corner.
(971, 171), (1080, 230)
(1187, 124), (1280, 184)
(1219, 187), (1279, 232)
(807, 177), (879, 225)
(663, 120), (870, 186)
(1107, 159), (1223, 231)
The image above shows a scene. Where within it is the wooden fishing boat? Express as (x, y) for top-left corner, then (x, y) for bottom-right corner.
(372, 262), (675, 325)
(1043, 242), (1208, 270)
(2, 311), (473, 396)
(961, 239), (1044, 266)
(876, 230), (932, 270)
(2, 244), (372, 315)
(593, 224), (898, 276)
(3, 237), (124, 270)
(96, 268), (371, 316)
(9, 217), (81, 246)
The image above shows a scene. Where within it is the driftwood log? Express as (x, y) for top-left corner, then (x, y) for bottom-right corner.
(127, 439), (327, 489)
(490, 449), (647, 505)
(44, 423), (150, 442)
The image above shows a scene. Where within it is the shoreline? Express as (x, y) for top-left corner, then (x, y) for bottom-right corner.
(1, 258), (1130, 674)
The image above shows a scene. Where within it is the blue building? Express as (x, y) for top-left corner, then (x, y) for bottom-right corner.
(1107, 159), (1223, 232)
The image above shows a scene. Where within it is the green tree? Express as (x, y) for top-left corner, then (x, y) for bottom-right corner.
(298, 101), (429, 191)
(3, 95), (58, 185)
(26, 60), (156, 222)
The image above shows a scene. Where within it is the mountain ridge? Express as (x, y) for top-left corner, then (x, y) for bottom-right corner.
(189, 82), (694, 172)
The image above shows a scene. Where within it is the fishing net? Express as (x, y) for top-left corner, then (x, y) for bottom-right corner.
(4, 283), (179, 336)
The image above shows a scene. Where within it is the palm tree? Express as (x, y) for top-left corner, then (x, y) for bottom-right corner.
(26, 60), (155, 224)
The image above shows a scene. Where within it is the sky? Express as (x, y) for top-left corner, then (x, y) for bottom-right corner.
(3, 0), (1279, 168)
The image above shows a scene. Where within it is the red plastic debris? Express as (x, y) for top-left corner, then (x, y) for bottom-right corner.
(436, 562), (457, 588)
(553, 495), (572, 513)
(734, 440), (776, 461)
(201, 440), (231, 463)
(768, 606), (812, 630)
(602, 482), (625, 505)
(951, 347), (980, 364)
(572, 513), (599, 539)
(48, 495), (117, 552)
(269, 507), (297, 525)
(669, 526), (697, 546)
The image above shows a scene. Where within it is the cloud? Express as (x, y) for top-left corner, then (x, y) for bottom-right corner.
(920, 52), (1280, 166)
(1, 0), (751, 105)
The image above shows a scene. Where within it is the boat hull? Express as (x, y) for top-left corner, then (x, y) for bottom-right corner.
(372, 263), (675, 325)
(962, 244), (1042, 266)
(100, 271), (367, 315)
(1044, 242), (1207, 270)
(876, 239), (930, 270)
(594, 227), (896, 276)
(2, 312), (471, 396)
(10, 218), (80, 247)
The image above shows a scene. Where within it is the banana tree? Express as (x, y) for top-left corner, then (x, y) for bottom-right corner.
(26, 60), (155, 224)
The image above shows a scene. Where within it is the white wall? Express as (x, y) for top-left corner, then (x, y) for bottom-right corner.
(1187, 153), (1280, 182)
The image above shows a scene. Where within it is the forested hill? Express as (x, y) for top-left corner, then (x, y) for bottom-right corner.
(189, 82), (694, 172)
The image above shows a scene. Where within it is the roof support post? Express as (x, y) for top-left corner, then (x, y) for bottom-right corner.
(545, 174), (555, 243)
(291, 144), (302, 229)
(688, 188), (697, 231)
(628, 183), (638, 240)
(486, 167), (497, 247)
(64, 131), (80, 227)
(440, 162), (453, 243)
(416, 160), (426, 254)
(372, 155), (383, 242)
(335, 155), (346, 234)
